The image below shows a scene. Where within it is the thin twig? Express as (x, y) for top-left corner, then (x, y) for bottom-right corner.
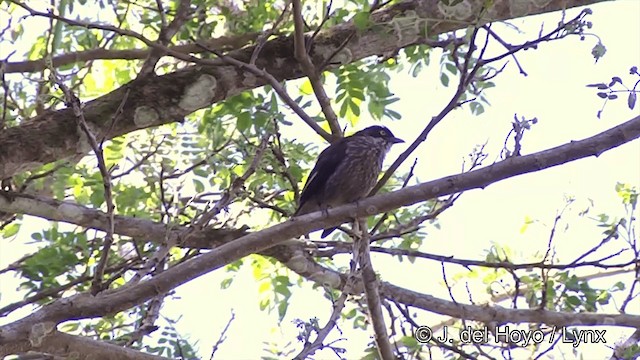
(112, 136), (167, 180)
(17, 161), (69, 192)
(0, 261), (132, 317)
(312, 243), (639, 271)
(370, 27), (484, 196)
(9, 0), (216, 69)
(194, 133), (271, 229)
(293, 286), (350, 359)
(138, 0), (192, 76)
(46, 61), (116, 295)
(0, 51), (15, 128)
(250, 1), (292, 65)
(101, 88), (130, 147)
(209, 311), (235, 360)
(370, 158), (418, 235)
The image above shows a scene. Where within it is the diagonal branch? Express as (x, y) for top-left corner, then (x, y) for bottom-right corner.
(609, 328), (640, 360)
(2, 115), (637, 254)
(371, 25), (486, 196)
(4, 330), (170, 360)
(1, 114), (639, 348)
(292, 0), (342, 137)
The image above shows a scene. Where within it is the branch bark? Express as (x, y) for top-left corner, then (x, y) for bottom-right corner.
(3, 330), (170, 360)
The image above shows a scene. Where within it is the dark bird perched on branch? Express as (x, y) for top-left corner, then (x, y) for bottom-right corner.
(294, 125), (404, 238)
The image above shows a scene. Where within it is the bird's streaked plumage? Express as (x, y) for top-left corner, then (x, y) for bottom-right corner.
(294, 125), (404, 237)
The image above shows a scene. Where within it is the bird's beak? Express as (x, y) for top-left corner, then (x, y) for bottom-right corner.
(391, 137), (404, 144)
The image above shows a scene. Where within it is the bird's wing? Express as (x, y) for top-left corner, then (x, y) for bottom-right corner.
(298, 139), (347, 210)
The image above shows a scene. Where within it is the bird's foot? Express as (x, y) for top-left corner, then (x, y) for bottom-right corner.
(321, 206), (330, 217)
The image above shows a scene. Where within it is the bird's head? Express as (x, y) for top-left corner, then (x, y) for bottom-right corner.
(352, 125), (404, 146)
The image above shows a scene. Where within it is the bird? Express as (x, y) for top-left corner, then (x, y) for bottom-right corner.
(294, 125), (404, 238)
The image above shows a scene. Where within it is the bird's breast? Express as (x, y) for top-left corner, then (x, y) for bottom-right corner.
(324, 139), (387, 205)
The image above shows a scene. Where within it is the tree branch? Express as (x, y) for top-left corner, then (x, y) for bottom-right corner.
(3, 330), (170, 360)
(1, 114), (638, 348)
(357, 218), (394, 359)
(292, 0), (342, 137)
(609, 328), (640, 360)
(3, 34), (259, 74)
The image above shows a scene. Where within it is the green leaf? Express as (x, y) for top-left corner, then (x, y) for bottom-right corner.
(299, 80), (313, 95)
(258, 281), (271, 293)
(610, 281), (625, 291)
(399, 335), (419, 348)
(193, 179), (205, 193)
(440, 73), (449, 87)
(237, 112), (252, 131)
(90, 187), (105, 207)
(343, 308), (357, 319)
(385, 109), (402, 120)
(411, 62), (423, 77)
(220, 277), (233, 289)
(339, 99), (349, 117)
(277, 300), (288, 321)
(591, 42), (607, 62)
(353, 11), (371, 31)
(445, 62), (458, 75)
(2, 223), (20, 238)
(566, 296), (581, 306)
(349, 99), (361, 116)
(259, 298), (270, 311)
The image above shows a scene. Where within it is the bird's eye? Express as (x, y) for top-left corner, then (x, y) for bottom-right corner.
(379, 130), (386, 136)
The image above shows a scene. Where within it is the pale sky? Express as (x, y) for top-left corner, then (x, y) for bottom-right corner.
(1, 1), (639, 359)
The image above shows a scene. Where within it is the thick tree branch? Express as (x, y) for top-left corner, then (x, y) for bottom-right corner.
(1, 114), (638, 349)
(0, 0), (607, 179)
(3, 330), (169, 360)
